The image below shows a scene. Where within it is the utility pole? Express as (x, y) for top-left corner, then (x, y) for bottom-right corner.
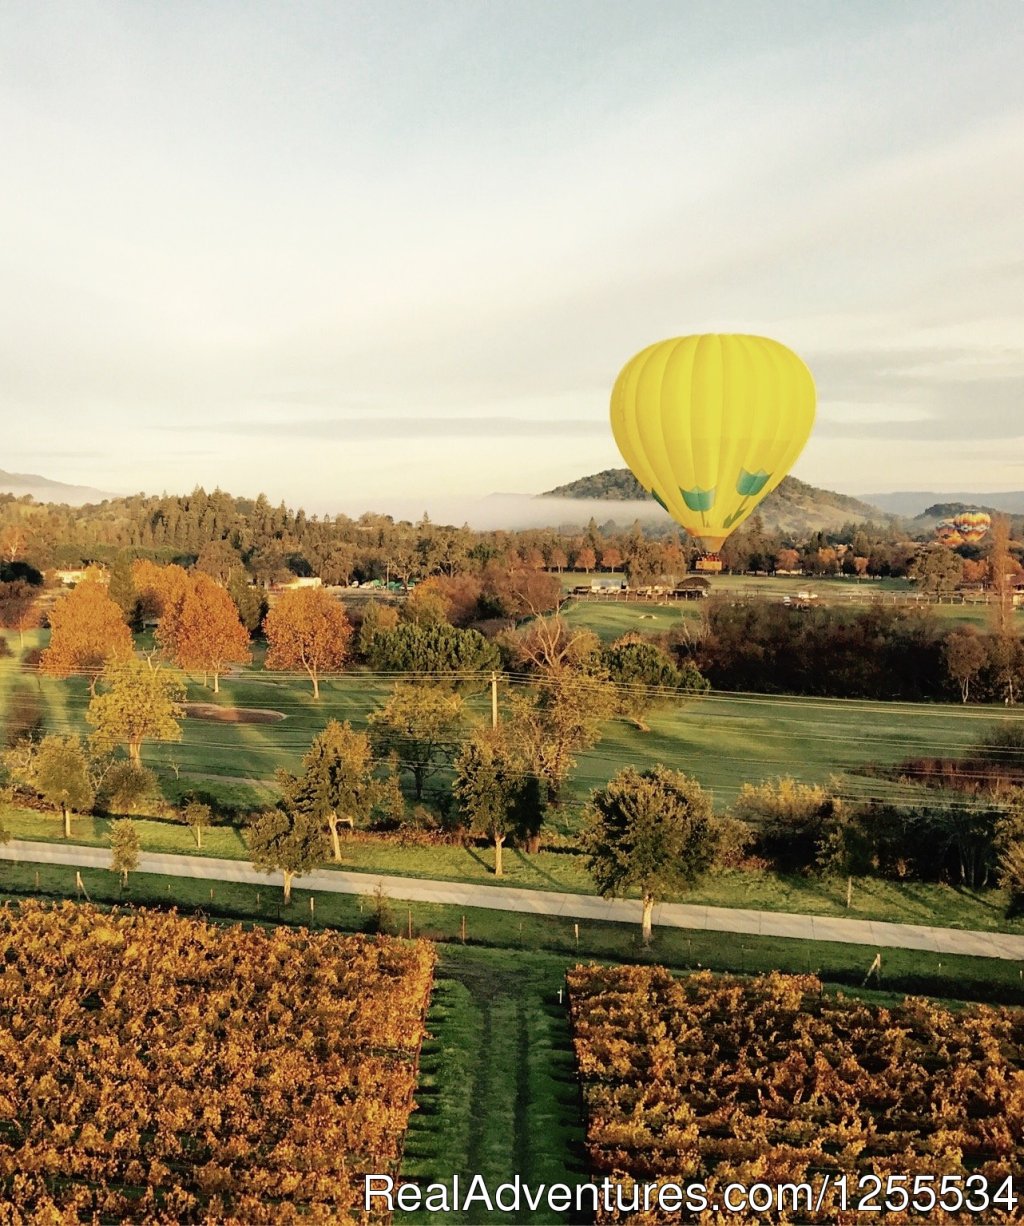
(490, 670), (499, 729)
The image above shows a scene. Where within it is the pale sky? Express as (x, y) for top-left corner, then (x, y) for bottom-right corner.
(2, 1), (1022, 516)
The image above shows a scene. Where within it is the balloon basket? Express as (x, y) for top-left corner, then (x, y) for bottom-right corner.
(694, 554), (723, 574)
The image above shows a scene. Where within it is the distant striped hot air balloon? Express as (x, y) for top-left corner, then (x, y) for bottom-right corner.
(610, 335), (816, 560)
(935, 519), (964, 546)
(953, 511), (991, 544)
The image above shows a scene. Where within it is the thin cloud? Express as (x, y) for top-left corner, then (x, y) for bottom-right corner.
(0, 4), (1022, 503)
(171, 416), (609, 440)
(811, 345), (1024, 440)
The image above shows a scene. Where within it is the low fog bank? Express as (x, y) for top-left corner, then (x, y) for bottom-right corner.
(317, 493), (663, 530)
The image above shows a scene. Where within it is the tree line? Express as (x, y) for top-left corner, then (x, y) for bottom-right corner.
(671, 600), (1024, 703)
(14, 554), (1024, 711)
(7, 711), (1024, 936)
(3, 485), (1019, 590)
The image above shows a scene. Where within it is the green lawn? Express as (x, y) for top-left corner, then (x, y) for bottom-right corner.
(7, 626), (1024, 939)
(399, 946), (586, 1226)
(1, 629), (395, 796)
(4, 803), (1023, 935)
(6, 628), (1021, 818)
(561, 599), (701, 641)
(566, 690), (1024, 812)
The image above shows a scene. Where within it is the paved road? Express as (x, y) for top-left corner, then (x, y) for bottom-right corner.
(3, 838), (1024, 962)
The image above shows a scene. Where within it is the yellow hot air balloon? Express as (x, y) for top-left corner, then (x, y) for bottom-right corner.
(610, 335), (816, 558)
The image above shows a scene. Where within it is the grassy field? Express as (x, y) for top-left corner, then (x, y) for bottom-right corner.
(561, 599), (701, 640)
(5, 803), (1023, 934)
(5, 628), (1022, 822)
(568, 689), (1024, 812)
(560, 572), (911, 597)
(6, 623), (1024, 947)
(562, 588), (1015, 636)
(400, 946), (586, 1226)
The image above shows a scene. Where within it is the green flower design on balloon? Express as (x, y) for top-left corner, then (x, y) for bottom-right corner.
(723, 468), (771, 528)
(736, 468), (771, 496)
(653, 470), (772, 532)
(678, 485), (716, 528)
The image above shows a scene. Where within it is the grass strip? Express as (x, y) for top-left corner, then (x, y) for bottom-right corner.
(1, 861), (1021, 1006)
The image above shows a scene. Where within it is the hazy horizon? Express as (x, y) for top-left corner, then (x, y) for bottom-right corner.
(11, 464), (1024, 530)
(2, 1), (1022, 508)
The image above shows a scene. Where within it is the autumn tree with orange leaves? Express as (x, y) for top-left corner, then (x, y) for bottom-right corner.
(987, 514), (1021, 636)
(131, 560), (191, 621)
(263, 588), (352, 698)
(157, 573), (251, 691)
(40, 577), (133, 689)
(575, 545), (596, 573)
(599, 545), (622, 571)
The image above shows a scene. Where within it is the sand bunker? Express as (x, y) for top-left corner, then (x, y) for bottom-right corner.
(184, 703), (286, 724)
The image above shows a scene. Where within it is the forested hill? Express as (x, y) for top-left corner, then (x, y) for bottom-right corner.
(541, 469), (884, 533)
(916, 502), (997, 520)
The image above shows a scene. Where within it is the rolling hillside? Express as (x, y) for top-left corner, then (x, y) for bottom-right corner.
(865, 490), (1024, 517)
(0, 469), (112, 506)
(542, 469), (885, 534)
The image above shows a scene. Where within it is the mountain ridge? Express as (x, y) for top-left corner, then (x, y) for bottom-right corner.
(541, 468), (885, 535)
(0, 469), (113, 506)
(862, 491), (1024, 517)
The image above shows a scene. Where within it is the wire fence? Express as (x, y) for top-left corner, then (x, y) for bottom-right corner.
(2, 863), (1022, 1007)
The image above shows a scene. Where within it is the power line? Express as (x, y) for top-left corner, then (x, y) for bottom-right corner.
(5, 660), (1024, 810)
(6, 714), (1013, 813)
(8, 658), (1024, 715)
(6, 693), (1017, 759)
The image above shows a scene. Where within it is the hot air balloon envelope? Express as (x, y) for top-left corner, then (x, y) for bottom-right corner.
(610, 334), (816, 552)
(953, 511), (991, 543)
(935, 519), (963, 546)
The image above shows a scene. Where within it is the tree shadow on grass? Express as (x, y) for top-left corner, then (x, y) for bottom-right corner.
(463, 844), (494, 876)
(509, 847), (574, 891)
(950, 883), (1006, 916)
